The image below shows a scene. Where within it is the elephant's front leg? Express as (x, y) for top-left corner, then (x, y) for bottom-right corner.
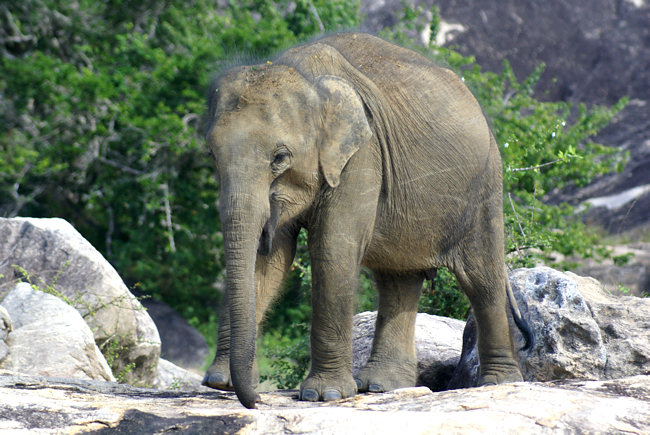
(202, 288), (235, 390)
(203, 226), (298, 390)
(299, 248), (360, 402)
(355, 271), (423, 393)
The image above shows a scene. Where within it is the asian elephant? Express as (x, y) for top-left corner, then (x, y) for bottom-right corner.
(202, 32), (532, 409)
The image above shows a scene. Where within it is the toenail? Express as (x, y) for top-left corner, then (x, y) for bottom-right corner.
(301, 389), (319, 401)
(323, 390), (342, 401)
(203, 372), (227, 387)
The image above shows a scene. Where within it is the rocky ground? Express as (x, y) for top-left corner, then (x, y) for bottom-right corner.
(1, 372), (648, 434)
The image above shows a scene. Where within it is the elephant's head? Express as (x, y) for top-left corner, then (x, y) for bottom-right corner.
(205, 64), (371, 408)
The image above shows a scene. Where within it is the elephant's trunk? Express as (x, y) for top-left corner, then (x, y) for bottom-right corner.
(221, 191), (267, 409)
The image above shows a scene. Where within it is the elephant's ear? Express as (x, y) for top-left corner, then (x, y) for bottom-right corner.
(315, 75), (372, 188)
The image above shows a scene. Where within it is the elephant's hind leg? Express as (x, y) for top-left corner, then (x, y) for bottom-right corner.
(355, 271), (423, 393)
(453, 228), (523, 386)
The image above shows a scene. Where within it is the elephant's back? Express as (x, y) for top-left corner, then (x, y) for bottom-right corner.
(307, 33), (491, 167)
(307, 34), (502, 269)
(277, 32), (498, 221)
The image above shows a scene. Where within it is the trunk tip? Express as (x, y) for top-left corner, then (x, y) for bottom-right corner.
(237, 390), (260, 409)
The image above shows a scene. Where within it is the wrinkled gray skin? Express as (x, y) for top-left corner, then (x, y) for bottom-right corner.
(203, 33), (530, 409)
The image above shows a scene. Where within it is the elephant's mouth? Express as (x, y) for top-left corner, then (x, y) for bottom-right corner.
(258, 205), (280, 256)
(258, 221), (273, 256)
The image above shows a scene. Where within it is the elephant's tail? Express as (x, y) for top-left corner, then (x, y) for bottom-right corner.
(506, 279), (534, 351)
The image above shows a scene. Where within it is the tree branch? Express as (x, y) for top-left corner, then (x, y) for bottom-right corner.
(161, 183), (176, 253)
(309, 2), (325, 33)
(98, 157), (143, 175)
(508, 159), (562, 173)
(507, 192), (527, 262)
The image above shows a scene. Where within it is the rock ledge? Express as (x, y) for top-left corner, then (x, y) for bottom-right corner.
(1, 372), (648, 434)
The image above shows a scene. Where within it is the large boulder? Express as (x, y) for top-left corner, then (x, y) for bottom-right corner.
(574, 242), (650, 297)
(0, 282), (115, 381)
(0, 217), (161, 386)
(353, 311), (465, 391)
(450, 267), (650, 388)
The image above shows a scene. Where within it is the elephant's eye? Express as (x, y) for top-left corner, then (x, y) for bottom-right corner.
(273, 152), (288, 165)
(271, 149), (291, 173)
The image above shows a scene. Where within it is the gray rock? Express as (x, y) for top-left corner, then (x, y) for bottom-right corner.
(140, 297), (209, 373)
(353, 311), (465, 391)
(0, 217), (161, 386)
(153, 358), (212, 392)
(0, 371), (648, 433)
(450, 267), (650, 388)
(573, 242), (650, 297)
(575, 271), (650, 380)
(0, 306), (12, 362)
(0, 283), (115, 381)
(514, 268), (608, 381)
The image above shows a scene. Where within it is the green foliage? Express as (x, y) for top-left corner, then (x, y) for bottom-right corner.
(357, 269), (378, 312)
(221, 0), (361, 54)
(260, 323), (311, 389)
(613, 253), (634, 267)
(12, 262), (75, 306)
(418, 268), (469, 319)
(100, 335), (137, 383)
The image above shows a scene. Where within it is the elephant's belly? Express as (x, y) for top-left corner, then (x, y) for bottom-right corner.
(362, 219), (453, 273)
(361, 182), (471, 272)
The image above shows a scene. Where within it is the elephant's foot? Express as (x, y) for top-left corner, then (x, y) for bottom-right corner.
(477, 358), (523, 386)
(202, 370), (233, 391)
(299, 372), (358, 402)
(202, 359), (233, 391)
(202, 358), (260, 391)
(354, 355), (417, 393)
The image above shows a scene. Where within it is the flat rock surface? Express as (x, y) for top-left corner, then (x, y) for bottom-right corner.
(0, 372), (648, 434)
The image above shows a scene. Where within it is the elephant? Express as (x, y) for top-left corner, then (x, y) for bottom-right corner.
(202, 32), (533, 409)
